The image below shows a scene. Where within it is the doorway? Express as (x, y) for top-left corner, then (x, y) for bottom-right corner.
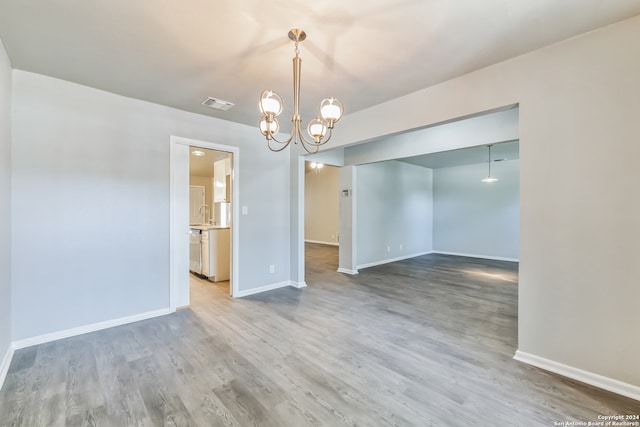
(189, 147), (232, 296)
(304, 161), (340, 278)
(169, 136), (240, 309)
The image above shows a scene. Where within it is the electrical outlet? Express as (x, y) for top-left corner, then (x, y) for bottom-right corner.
(387, 246), (391, 253)
(400, 244), (403, 250)
(269, 265), (275, 274)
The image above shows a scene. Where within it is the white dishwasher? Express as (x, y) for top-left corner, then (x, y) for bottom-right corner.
(189, 229), (202, 274)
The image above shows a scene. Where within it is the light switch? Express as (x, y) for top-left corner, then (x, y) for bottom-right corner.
(242, 206), (248, 215)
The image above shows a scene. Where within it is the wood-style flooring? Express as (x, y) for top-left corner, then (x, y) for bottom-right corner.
(0, 243), (637, 426)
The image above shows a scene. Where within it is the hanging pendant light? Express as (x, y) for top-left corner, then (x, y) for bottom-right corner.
(481, 144), (499, 183)
(258, 29), (344, 154)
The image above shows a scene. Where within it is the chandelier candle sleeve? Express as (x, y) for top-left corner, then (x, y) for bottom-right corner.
(258, 28), (344, 153)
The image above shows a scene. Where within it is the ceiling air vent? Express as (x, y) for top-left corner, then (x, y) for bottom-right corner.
(201, 97), (234, 111)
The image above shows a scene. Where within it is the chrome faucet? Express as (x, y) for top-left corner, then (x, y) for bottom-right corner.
(199, 204), (211, 224)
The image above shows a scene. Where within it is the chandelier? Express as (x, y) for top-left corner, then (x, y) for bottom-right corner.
(259, 29), (344, 153)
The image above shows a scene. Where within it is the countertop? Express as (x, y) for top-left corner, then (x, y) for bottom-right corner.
(190, 224), (230, 230)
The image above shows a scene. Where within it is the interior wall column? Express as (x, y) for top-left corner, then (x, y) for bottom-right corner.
(338, 165), (358, 274)
(290, 147), (306, 286)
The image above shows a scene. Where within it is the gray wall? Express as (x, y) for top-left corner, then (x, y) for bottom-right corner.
(356, 160), (433, 268)
(433, 160), (519, 260)
(304, 165), (339, 245)
(343, 108), (518, 166)
(323, 16), (640, 388)
(0, 40), (12, 367)
(11, 70), (291, 341)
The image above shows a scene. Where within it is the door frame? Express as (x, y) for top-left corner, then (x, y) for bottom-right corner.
(169, 135), (240, 308)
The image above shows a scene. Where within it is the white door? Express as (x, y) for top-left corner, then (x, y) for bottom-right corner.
(189, 185), (205, 224)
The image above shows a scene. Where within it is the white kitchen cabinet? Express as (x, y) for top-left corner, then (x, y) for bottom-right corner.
(201, 228), (230, 282)
(213, 158), (231, 202)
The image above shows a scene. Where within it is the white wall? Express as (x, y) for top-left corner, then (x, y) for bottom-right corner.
(433, 160), (519, 260)
(11, 71), (291, 341)
(356, 160), (433, 268)
(322, 16), (640, 389)
(0, 40), (12, 375)
(304, 165), (339, 245)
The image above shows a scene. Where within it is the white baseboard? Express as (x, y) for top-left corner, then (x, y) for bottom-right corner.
(514, 350), (640, 402)
(357, 251), (433, 270)
(290, 281), (307, 289)
(0, 344), (14, 390)
(304, 239), (339, 246)
(432, 251), (519, 262)
(12, 308), (174, 350)
(234, 281), (298, 298)
(337, 268), (359, 275)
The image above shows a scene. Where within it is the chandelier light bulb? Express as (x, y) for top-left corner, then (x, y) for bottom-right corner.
(259, 90), (283, 116)
(259, 116), (279, 137)
(307, 117), (327, 142)
(320, 98), (343, 126)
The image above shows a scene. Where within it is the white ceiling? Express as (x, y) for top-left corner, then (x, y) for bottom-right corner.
(398, 140), (519, 169)
(189, 148), (229, 177)
(1, 1), (639, 129)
